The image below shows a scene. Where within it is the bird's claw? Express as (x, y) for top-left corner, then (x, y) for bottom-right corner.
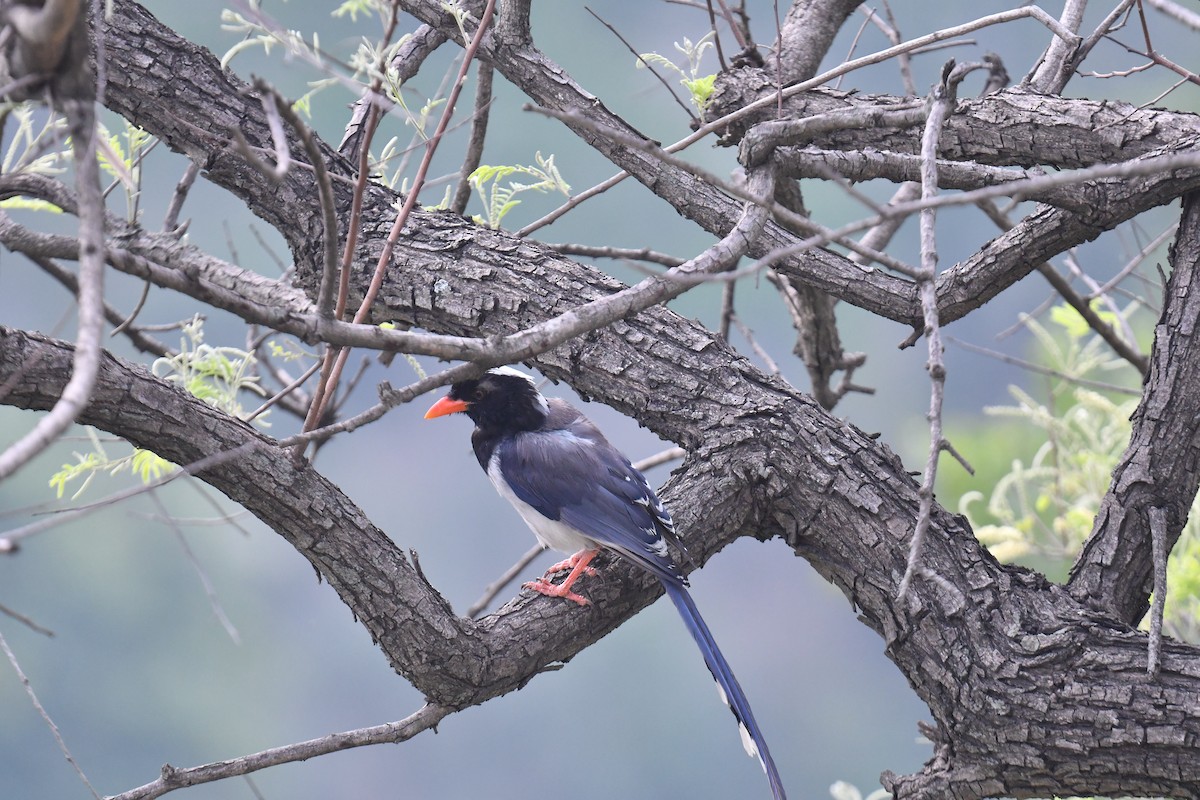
(523, 577), (591, 606)
(545, 554), (598, 578)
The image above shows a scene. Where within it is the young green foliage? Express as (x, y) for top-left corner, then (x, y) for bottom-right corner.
(0, 102), (68, 213)
(220, 5), (324, 71)
(49, 428), (174, 500)
(96, 120), (155, 221)
(959, 303), (1200, 641)
(48, 318), (268, 498)
(637, 31), (718, 114)
(468, 152), (570, 229)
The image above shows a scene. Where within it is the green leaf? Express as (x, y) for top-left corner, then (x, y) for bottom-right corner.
(1049, 303), (1091, 340)
(130, 449), (174, 484)
(0, 196), (62, 213)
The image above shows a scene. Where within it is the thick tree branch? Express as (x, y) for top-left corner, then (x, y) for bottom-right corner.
(1068, 192), (1200, 624)
(774, 0), (865, 84)
(22, 5), (1200, 798)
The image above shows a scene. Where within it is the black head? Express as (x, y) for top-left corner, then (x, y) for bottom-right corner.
(425, 367), (549, 434)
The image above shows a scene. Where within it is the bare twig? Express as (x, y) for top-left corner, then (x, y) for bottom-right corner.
(450, 61), (494, 215)
(0, 601), (54, 635)
(107, 704), (452, 800)
(632, 447), (688, 472)
(30, 254), (170, 358)
(0, 100), (104, 481)
(299, 0), (498, 454)
(466, 543), (546, 618)
(0, 444), (258, 552)
(946, 336), (1141, 396)
(148, 488), (242, 644)
(254, 80), (339, 320)
(731, 314), (781, 374)
(547, 243), (684, 268)
(976, 198), (1149, 375)
(516, 169), (628, 237)
(586, 6), (695, 123)
(162, 159), (200, 234)
(245, 358), (322, 423)
(1088, 223), (1177, 299)
(898, 61), (961, 603)
(110, 279), (151, 338)
(1147, 505), (1167, 676)
(861, 3), (917, 97)
(0, 629), (101, 799)
(1132, 0), (1200, 86)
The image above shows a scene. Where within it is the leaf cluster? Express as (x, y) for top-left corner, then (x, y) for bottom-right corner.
(961, 304), (1200, 640)
(468, 152), (570, 229)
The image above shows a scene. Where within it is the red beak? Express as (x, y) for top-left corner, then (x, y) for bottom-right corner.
(424, 395), (470, 419)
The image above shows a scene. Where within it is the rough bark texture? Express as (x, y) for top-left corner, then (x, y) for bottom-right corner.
(774, 0), (864, 84)
(4, 2), (1200, 798)
(1070, 193), (1200, 624)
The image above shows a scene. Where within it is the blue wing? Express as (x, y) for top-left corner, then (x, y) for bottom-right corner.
(495, 411), (682, 584)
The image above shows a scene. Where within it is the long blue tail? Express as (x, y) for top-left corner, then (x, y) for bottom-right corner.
(663, 580), (786, 800)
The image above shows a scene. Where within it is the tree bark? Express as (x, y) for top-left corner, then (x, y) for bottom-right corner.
(3, 3), (1200, 798)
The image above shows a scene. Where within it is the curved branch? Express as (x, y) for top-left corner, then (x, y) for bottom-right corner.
(57, 4), (1200, 798)
(1069, 191), (1200, 623)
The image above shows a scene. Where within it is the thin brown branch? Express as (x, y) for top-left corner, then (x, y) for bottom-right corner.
(299, 0), (498, 452)
(30, 255), (169, 358)
(466, 543), (546, 618)
(0, 628), (100, 799)
(107, 704), (452, 800)
(898, 61), (960, 603)
(161, 159), (200, 234)
(0, 601), (54, 635)
(1147, 505), (1167, 676)
(1134, 0), (1200, 87)
(256, 81), (340, 321)
(586, 6), (695, 123)
(450, 61), (494, 215)
(149, 488), (242, 644)
(976, 198), (1149, 375)
(547, 242), (684, 268)
(946, 335), (1141, 396)
(0, 100), (103, 481)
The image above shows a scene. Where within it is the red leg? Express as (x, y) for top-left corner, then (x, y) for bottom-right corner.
(524, 548), (600, 606)
(544, 549), (599, 578)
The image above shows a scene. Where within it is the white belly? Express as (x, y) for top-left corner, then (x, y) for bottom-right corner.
(487, 452), (596, 554)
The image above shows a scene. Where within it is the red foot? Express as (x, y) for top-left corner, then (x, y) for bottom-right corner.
(523, 577), (591, 606)
(524, 548), (601, 606)
(545, 551), (599, 578)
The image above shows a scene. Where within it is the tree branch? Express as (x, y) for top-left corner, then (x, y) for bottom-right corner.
(1068, 191), (1200, 624)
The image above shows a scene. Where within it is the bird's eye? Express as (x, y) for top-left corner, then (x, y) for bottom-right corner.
(471, 387), (487, 401)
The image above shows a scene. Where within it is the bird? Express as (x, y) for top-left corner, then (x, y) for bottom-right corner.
(425, 366), (787, 800)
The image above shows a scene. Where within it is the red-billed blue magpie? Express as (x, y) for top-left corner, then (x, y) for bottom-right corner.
(425, 366), (786, 799)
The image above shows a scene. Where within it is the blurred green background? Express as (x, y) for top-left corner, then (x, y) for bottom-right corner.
(0, 2), (1191, 799)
